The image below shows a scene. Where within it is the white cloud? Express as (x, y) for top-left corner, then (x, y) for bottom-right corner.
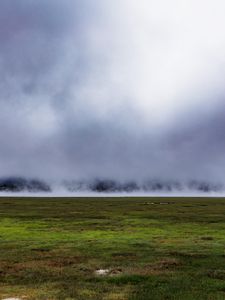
(66, 0), (225, 128)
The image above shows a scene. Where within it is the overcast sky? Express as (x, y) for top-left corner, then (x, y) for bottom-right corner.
(0, 0), (225, 182)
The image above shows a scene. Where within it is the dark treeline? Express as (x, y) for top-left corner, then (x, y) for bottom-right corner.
(64, 179), (223, 193)
(0, 178), (51, 193)
(0, 177), (223, 193)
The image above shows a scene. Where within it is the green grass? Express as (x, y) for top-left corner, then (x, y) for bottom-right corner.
(1, 197), (225, 299)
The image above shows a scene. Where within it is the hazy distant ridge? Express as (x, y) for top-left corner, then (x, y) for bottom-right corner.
(0, 177), (223, 194)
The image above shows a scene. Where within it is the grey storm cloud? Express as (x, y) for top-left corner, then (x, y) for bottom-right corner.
(0, 0), (225, 184)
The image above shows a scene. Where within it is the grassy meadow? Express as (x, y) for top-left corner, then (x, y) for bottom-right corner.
(0, 197), (225, 299)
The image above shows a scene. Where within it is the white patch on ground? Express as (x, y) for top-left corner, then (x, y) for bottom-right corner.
(95, 268), (123, 276)
(2, 298), (22, 300)
(2, 297), (26, 300)
(95, 269), (110, 276)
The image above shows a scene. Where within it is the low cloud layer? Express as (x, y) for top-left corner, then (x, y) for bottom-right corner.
(0, 0), (225, 185)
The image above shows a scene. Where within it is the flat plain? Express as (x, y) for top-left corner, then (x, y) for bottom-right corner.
(0, 197), (225, 299)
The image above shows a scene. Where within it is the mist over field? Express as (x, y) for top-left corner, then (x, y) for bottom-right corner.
(1, 0), (225, 193)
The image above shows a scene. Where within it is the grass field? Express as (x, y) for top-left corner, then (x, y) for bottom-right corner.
(1, 197), (225, 299)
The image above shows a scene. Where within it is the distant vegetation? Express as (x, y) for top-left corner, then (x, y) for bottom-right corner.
(0, 177), (223, 193)
(60, 178), (224, 193)
(0, 177), (51, 193)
